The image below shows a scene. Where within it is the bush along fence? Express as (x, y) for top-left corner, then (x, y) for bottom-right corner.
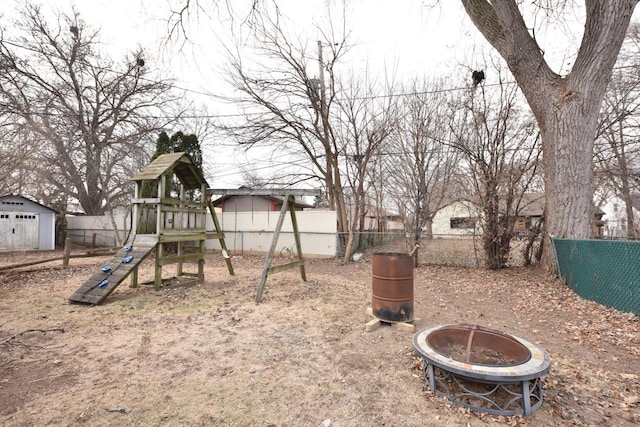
(335, 231), (406, 258)
(551, 237), (640, 315)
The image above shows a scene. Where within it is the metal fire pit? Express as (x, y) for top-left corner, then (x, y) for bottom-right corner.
(413, 324), (550, 416)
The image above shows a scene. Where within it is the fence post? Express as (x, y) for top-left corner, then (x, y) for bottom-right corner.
(63, 237), (71, 268)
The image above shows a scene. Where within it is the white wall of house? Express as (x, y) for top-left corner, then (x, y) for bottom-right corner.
(389, 220), (405, 230)
(431, 200), (482, 237)
(600, 196), (638, 238)
(216, 195), (274, 212)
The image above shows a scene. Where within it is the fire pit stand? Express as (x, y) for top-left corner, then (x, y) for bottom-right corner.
(413, 324), (551, 417)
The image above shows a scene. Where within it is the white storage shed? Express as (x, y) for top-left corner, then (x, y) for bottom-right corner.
(0, 194), (57, 252)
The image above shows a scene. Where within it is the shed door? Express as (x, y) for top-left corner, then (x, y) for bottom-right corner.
(0, 212), (39, 251)
(0, 213), (10, 251)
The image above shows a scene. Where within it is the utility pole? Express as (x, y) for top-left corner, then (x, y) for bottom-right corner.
(317, 40), (327, 109)
(317, 40), (329, 193)
(317, 40), (337, 218)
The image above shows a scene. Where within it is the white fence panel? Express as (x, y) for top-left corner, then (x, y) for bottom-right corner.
(66, 210), (338, 257)
(206, 210), (337, 257)
(66, 214), (130, 247)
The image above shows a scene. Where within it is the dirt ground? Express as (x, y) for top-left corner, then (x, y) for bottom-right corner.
(0, 249), (638, 427)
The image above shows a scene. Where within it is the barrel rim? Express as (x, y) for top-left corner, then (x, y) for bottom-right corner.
(373, 252), (411, 258)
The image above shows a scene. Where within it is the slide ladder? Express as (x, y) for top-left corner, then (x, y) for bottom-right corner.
(69, 242), (155, 304)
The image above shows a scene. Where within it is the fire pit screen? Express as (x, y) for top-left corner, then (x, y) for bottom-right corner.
(413, 324), (550, 416)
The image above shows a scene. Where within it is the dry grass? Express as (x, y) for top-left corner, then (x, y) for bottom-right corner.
(0, 250), (638, 426)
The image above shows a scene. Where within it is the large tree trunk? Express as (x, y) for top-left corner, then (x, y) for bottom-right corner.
(462, 0), (638, 271)
(542, 105), (598, 236)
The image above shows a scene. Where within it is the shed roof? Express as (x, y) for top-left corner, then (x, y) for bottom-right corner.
(0, 194), (59, 214)
(132, 152), (208, 190)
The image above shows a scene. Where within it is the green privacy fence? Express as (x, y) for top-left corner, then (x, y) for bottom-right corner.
(551, 237), (640, 315)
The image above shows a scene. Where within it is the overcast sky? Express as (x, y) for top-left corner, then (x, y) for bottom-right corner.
(19, 1), (485, 98)
(3, 1), (603, 187)
(4, 0), (493, 186)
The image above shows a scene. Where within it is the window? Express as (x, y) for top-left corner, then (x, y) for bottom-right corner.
(450, 217), (478, 229)
(15, 214), (36, 220)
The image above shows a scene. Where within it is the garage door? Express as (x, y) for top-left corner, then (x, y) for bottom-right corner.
(0, 212), (39, 251)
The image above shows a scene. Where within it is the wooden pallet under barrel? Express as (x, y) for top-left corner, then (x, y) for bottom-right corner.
(68, 241), (156, 304)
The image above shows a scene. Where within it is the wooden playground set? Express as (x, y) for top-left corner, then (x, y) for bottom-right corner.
(68, 152), (317, 305)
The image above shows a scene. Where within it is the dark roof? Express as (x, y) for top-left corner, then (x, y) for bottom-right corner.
(132, 152), (208, 190)
(517, 193), (545, 216)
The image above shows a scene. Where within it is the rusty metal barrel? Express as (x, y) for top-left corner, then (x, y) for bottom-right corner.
(371, 252), (414, 323)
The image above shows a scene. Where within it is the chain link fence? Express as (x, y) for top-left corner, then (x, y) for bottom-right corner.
(551, 237), (640, 315)
(335, 232), (406, 258)
(337, 232), (543, 268)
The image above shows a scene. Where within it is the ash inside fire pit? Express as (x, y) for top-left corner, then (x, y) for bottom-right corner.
(435, 344), (518, 365)
(427, 324), (531, 367)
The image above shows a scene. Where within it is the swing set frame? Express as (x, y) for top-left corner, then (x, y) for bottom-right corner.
(208, 188), (320, 303)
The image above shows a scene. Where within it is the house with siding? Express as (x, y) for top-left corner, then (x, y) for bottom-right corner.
(431, 193), (604, 238)
(599, 194), (640, 238)
(431, 199), (482, 237)
(211, 193), (312, 212)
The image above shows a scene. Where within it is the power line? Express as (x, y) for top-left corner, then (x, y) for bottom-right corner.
(2, 39), (519, 119)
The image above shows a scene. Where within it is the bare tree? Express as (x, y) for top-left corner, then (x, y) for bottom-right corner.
(595, 24), (640, 238)
(220, 7), (353, 237)
(462, 0), (639, 270)
(0, 3), (180, 216)
(335, 72), (398, 262)
(448, 68), (541, 269)
(386, 78), (458, 265)
(0, 117), (35, 195)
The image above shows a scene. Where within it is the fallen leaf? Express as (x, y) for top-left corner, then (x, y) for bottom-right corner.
(624, 395), (639, 405)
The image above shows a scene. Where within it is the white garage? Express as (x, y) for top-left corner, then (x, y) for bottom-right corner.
(0, 194), (57, 252)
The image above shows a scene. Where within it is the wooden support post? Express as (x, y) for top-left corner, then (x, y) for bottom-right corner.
(207, 200), (235, 276)
(133, 182), (141, 236)
(154, 175), (165, 290)
(198, 182), (206, 282)
(154, 243), (162, 290)
(177, 184), (185, 278)
(131, 265), (139, 288)
(255, 196), (290, 303)
(63, 238), (71, 268)
(287, 196), (307, 281)
(255, 195), (308, 303)
(198, 238), (205, 281)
